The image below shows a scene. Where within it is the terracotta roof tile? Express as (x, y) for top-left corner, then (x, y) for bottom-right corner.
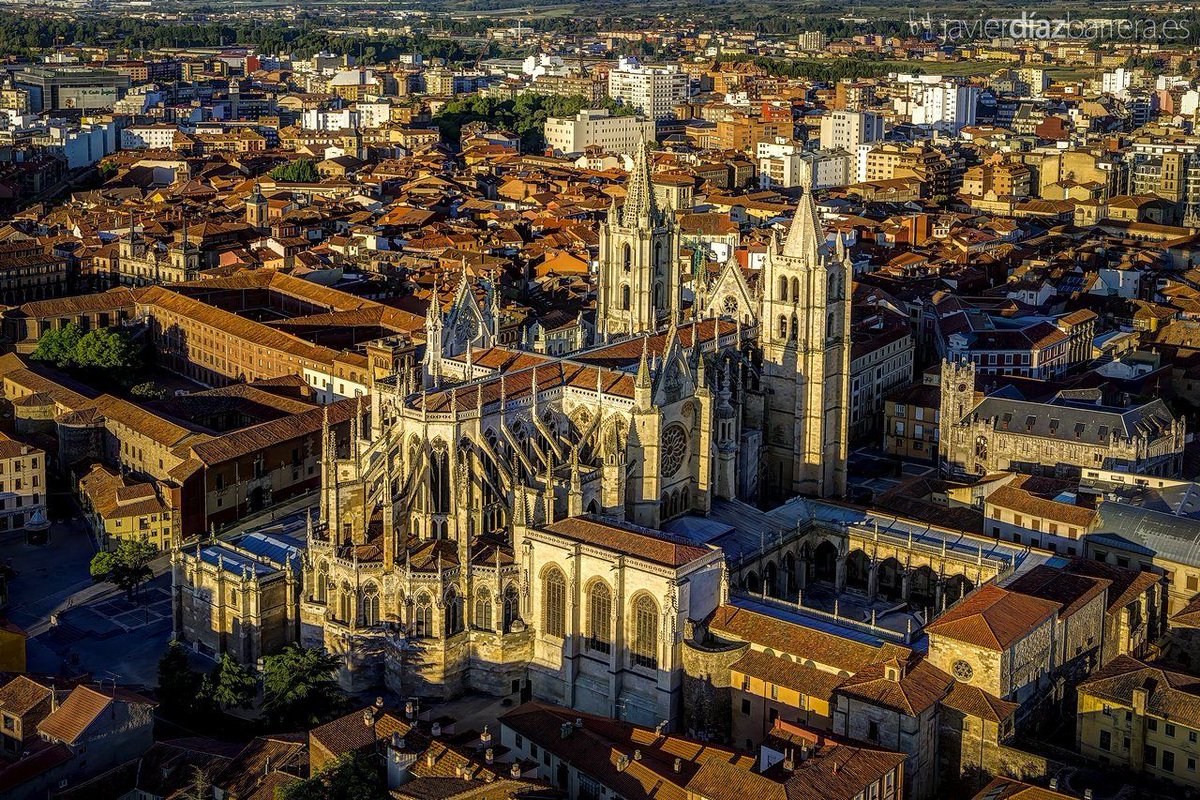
(542, 514), (715, 568)
(940, 680), (1019, 723)
(926, 584), (1060, 651)
(707, 605), (911, 674)
(0, 675), (52, 718)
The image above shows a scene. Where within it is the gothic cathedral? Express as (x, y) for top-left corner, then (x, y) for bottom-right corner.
(298, 138), (852, 714)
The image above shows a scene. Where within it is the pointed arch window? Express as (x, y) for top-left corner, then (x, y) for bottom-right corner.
(791, 277), (800, 302)
(621, 284), (631, 311)
(414, 593), (433, 638)
(362, 583), (380, 626)
(475, 588), (493, 631)
(778, 276), (788, 302)
(622, 243), (632, 272)
(588, 582), (612, 654)
(315, 562), (329, 603)
(429, 445), (450, 516)
(543, 567), (567, 638)
(445, 587), (463, 635)
(503, 584), (520, 632)
(338, 583), (352, 624)
(631, 595), (659, 670)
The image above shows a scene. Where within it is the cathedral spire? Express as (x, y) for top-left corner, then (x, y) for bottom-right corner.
(782, 188), (823, 264)
(635, 337), (651, 390)
(620, 136), (658, 228)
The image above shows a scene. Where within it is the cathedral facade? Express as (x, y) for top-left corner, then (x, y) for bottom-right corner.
(297, 140), (853, 725)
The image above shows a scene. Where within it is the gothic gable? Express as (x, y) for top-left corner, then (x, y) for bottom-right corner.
(703, 254), (756, 325)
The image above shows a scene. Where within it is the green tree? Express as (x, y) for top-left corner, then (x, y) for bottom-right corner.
(129, 381), (167, 400)
(262, 644), (344, 728)
(157, 641), (204, 718)
(31, 323), (83, 368)
(279, 751), (386, 800)
(89, 539), (157, 599)
(207, 653), (258, 710)
(75, 329), (138, 371)
(270, 159), (320, 183)
(179, 766), (214, 800)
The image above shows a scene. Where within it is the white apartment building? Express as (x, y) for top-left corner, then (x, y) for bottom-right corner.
(798, 30), (829, 51)
(544, 108), (655, 156)
(522, 54), (569, 79)
(894, 74), (978, 134)
(1102, 67), (1135, 98)
(819, 110), (884, 152)
(756, 140), (851, 189)
(607, 57), (688, 121)
(302, 108), (359, 132)
(121, 124), (177, 150)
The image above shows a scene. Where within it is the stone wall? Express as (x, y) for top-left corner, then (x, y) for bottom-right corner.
(680, 637), (746, 743)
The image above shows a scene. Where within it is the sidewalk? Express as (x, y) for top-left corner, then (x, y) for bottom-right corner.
(22, 552), (171, 637)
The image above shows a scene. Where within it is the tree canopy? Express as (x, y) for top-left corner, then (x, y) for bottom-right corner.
(31, 323), (83, 368)
(434, 93), (638, 152)
(156, 641), (205, 719)
(270, 159), (320, 183)
(32, 325), (140, 379)
(90, 539), (157, 599)
(262, 644), (345, 729)
(206, 653), (258, 710)
(279, 751), (387, 800)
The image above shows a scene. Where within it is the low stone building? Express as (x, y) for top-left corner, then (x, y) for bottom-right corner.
(925, 584), (1060, 727)
(939, 359), (1185, 480)
(681, 600), (912, 748)
(172, 527), (304, 665)
(78, 463), (175, 550)
(0, 432), (46, 535)
(832, 655), (952, 800)
(1076, 655), (1200, 789)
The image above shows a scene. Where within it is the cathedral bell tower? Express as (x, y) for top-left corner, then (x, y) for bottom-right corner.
(757, 189), (851, 500)
(170, 218), (201, 281)
(246, 183), (268, 231)
(595, 138), (678, 339)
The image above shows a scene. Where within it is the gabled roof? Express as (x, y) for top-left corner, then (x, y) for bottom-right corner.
(542, 514), (715, 568)
(941, 680), (1019, 723)
(1078, 655), (1200, 729)
(925, 584), (1059, 651)
(835, 658), (953, 717)
(0, 675), (52, 717)
(38, 685), (155, 745)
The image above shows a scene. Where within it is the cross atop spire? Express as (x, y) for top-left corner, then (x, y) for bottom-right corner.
(620, 136), (659, 228)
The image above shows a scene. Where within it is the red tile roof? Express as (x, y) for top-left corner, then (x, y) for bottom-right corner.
(925, 584), (1060, 651)
(542, 514), (715, 568)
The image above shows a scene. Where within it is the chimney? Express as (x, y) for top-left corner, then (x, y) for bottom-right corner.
(510, 762), (522, 779)
(265, 756), (271, 775)
(485, 748), (494, 765)
(426, 753), (436, 768)
(432, 722), (442, 737)
(633, 749), (642, 761)
(375, 696), (384, 710)
(673, 757), (682, 773)
(364, 709), (375, 727)
(480, 725), (492, 748)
